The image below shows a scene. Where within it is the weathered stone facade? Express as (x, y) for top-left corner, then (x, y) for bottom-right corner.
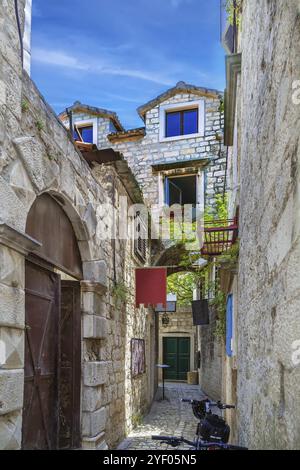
(197, 307), (222, 401)
(61, 85), (227, 211)
(0, 0), (157, 450)
(222, 0), (300, 450)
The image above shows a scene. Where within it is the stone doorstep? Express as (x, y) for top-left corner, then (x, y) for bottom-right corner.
(82, 432), (107, 450)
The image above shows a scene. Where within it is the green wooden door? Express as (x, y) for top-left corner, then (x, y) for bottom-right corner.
(163, 337), (190, 381)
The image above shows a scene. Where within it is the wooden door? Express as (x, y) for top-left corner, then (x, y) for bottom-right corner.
(22, 261), (60, 450)
(163, 337), (190, 381)
(59, 282), (81, 449)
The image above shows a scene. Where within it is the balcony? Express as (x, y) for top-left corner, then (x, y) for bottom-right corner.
(201, 218), (238, 256)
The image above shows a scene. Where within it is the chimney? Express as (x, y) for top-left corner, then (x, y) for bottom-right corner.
(23, 0), (32, 75)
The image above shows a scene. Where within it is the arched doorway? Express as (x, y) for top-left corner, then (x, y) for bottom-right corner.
(22, 194), (83, 450)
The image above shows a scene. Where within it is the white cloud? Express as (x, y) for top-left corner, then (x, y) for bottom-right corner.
(32, 47), (174, 86)
(33, 49), (88, 70)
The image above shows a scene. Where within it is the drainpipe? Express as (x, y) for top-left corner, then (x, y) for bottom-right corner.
(14, 0), (24, 67)
(23, 0), (32, 75)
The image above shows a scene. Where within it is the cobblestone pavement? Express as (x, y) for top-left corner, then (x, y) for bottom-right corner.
(117, 382), (207, 450)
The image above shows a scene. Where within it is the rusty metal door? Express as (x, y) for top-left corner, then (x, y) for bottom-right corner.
(59, 281), (81, 449)
(22, 260), (60, 450)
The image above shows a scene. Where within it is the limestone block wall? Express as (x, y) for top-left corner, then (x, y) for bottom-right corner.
(198, 308), (223, 401)
(64, 93), (227, 211)
(106, 93), (227, 209)
(236, 0), (300, 449)
(0, 1), (156, 450)
(92, 164), (157, 447)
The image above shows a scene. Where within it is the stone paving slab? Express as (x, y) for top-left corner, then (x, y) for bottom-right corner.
(117, 382), (207, 451)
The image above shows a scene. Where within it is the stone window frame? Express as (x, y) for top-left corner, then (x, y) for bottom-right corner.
(159, 99), (205, 143)
(71, 117), (98, 145)
(158, 332), (195, 381)
(158, 168), (205, 209)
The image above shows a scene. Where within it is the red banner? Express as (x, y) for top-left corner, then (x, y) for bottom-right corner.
(135, 268), (167, 308)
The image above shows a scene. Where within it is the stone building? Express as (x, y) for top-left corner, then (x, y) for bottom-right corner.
(0, 0), (157, 450)
(60, 79), (228, 389)
(60, 83), (226, 213)
(220, 0), (300, 450)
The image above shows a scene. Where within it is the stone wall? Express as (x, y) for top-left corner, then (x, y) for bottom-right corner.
(198, 308), (223, 401)
(105, 93), (226, 210)
(62, 92), (227, 211)
(0, 0), (156, 450)
(236, 0), (300, 449)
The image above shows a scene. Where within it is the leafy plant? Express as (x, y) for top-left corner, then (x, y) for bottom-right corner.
(112, 281), (129, 302)
(218, 99), (224, 114)
(210, 288), (227, 341)
(167, 271), (201, 306)
(218, 241), (239, 270)
(224, 0), (242, 27)
(22, 100), (29, 112)
(131, 413), (143, 428)
(36, 120), (45, 132)
(204, 193), (228, 224)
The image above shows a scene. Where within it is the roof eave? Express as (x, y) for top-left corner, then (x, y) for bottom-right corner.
(137, 83), (224, 121)
(59, 104), (124, 132)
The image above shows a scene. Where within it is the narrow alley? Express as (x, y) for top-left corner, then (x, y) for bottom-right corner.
(118, 383), (207, 451)
(1, 0), (300, 454)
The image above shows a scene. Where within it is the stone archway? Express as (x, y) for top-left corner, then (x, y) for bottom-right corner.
(22, 193), (83, 449)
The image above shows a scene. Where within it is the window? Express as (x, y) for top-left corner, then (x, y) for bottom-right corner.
(159, 100), (205, 142)
(164, 175), (197, 206)
(164, 175), (198, 221)
(166, 109), (198, 138)
(134, 212), (147, 261)
(73, 125), (93, 144)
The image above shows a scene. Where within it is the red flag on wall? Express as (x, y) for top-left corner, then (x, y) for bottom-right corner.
(135, 268), (167, 308)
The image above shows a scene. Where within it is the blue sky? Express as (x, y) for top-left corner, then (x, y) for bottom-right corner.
(31, 0), (225, 129)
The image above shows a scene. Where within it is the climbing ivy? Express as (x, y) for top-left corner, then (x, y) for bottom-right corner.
(112, 281), (129, 302)
(210, 287), (227, 342)
(167, 193), (238, 342)
(224, 0), (242, 27)
(218, 240), (239, 271)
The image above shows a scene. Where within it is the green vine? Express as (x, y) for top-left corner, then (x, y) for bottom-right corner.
(224, 0), (242, 27)
(131, 412), (143, 428)
(22, 100), (29, 112)
(217, 241), (239, 270)
(210, 287), (227, 341)
(35, 120), (45, 132)
(112, 281), (129, 302)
